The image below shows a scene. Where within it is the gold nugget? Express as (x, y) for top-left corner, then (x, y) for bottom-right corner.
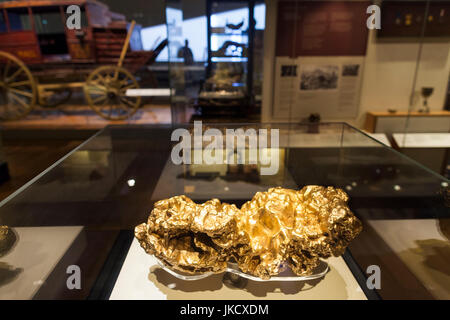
(0, 226), (16, 257)
(135, 186), (362, 279)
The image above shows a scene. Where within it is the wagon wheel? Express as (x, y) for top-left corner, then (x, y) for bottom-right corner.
(84, 66), (141, 120)
(0, 51), (36, 120)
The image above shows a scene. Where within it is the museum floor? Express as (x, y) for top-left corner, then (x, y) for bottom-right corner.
(1, 104), (172, 131)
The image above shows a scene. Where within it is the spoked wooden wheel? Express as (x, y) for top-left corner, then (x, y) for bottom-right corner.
(0, 51), (36, 120)
(84, 66), (141, 120)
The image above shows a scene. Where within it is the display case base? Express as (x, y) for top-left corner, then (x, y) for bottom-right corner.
(109, 238), (367, 300)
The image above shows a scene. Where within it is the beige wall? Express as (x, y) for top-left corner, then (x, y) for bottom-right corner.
(357, 30), (450, 127)
(262, 0), (450, 128)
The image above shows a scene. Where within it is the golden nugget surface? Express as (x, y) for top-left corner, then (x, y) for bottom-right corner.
(0, 225), (15, 257)
(135, 186), (362, 280)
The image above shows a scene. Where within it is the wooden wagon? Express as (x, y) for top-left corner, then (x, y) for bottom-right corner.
(0, 0), (167, 120)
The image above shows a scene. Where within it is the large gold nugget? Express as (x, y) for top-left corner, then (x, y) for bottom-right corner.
(235, 187), (362, 278)
(292, 186), (363, 258)
(135, 197), (242, 274)
(135, 186), (362, 280)
(235, 188), (300, 278)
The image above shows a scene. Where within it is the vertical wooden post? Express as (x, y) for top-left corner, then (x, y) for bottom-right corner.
(113, 20), (135, 81)
(117, 20), (135, 68)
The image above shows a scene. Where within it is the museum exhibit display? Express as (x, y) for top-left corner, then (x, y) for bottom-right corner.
(135, 186), (362, 279)
(167, 0), (265, 120)
(0, 122), (448, 300)
(199, 0), (254, 115)
(260, 0), (450, 135)
(0, 0), (167, 121)
(377, 1), (450, 38)
(0, 0), (448, 305)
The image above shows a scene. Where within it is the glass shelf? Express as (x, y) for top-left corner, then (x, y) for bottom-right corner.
(211, 32), (248, 36)
(211, 56), (247, 62)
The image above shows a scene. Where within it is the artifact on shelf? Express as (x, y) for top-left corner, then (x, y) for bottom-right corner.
(419, 87), (434, 113)
(226, 20), (244, 30)
(199, 64), (246, 102)
(212, 41), (247, 58)
(135, 186), (362, 280)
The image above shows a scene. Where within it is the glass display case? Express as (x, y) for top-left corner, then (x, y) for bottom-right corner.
(202, 0), (252, 113)
(0, 122), (448, 300)
(167, 0), (265, 121)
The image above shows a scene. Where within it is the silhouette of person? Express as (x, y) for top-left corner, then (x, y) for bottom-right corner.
(177, 39), (194, 65)
(177, 39), (194, 85)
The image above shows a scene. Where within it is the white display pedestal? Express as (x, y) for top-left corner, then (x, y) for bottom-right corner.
(110, 238), (367, 300)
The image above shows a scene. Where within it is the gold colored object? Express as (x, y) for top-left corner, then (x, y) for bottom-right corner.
(135, 186), (362, 280)
(0, 226), (10, 243)
(0, 226), (16, 257)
